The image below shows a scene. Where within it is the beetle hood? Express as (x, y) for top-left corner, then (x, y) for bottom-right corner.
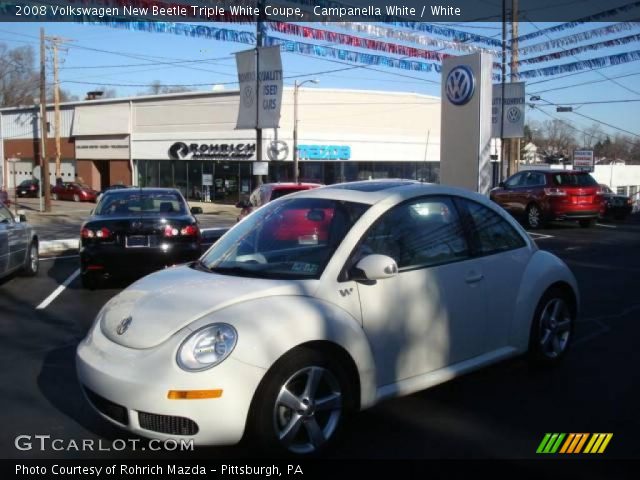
(99, 265), (314, 349)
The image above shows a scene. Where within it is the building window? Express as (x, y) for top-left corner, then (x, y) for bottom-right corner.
(617, 186), (628, 196)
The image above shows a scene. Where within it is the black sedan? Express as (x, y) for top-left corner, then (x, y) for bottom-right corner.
(79, 188), (203, 289)
(599, 184), (633, 220)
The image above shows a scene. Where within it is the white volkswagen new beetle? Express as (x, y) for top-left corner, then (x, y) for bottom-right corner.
(77, 180), (578, 455)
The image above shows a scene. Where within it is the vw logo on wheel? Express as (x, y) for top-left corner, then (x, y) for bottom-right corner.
(445, 65), (475, 106)
(507, 106), (522, 123)
(116, 316), (132, 335)
(267, 140), (289, 161)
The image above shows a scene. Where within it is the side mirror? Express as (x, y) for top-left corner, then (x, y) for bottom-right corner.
(350, 254), (398, 281)
(190, 206), (203, 215)
(498, 181), (506, 188)
(16, 210), (27, 223)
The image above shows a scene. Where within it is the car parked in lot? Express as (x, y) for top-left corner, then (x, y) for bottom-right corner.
(490, 170), (603, 229)
(77, 180), (578, 455)
(599, 184), (633, 220)
(79, 188), (202, 289)
(0, 204), (39, 281)
(236, 182), (323, 221)
(51, 182), (98, 202)
(15, 179), (40, 198)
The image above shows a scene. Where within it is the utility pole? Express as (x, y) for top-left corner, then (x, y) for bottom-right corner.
(254, 1), (264, 187)
(509, 0), (520, 177)
(500, 0), (507, 181)
(47, 36), (70, 182)
(40, 28), (51, 212)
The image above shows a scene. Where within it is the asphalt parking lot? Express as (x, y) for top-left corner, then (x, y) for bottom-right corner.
(1, 217), (639, 460)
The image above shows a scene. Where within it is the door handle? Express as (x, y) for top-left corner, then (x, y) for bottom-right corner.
(465, 272), (484, 284)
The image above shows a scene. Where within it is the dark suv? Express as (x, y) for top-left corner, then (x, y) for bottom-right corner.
(490, 170), (603, 229)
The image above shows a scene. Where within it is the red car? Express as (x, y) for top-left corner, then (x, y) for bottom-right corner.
(490, 170), (604, 229)
(51, 182), (98, 202)
(236, 182), (323, 221)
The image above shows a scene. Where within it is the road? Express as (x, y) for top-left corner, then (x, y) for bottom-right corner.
(1, 218), (639, 460)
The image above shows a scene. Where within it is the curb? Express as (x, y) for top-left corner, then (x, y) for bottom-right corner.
(38, 227), (230, 256)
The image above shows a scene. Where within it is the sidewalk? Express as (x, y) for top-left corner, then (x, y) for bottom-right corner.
(14, 198), (238, 255)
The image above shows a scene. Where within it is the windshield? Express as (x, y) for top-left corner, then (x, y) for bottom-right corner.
(95, 191), (186, 216)
(199, 197), (369, 280)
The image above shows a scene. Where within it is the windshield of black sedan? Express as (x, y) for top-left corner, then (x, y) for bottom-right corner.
(199, 197), (369, 279)
(95, 191), (186, 215)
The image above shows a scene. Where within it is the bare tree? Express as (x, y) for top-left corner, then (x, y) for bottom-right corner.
(143, 80), (191, 96)
(0, 43), (38, 107)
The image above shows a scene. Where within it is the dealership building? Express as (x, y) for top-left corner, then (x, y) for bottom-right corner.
(0, 88), (447, 202)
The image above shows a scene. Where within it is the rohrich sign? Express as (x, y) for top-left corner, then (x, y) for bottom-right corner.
(168, 142), (256, 160)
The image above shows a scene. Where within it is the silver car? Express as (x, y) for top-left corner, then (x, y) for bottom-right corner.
(0, 204), (39, 280)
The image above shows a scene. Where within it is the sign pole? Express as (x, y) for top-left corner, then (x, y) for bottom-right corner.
(255, 3), (263, 187)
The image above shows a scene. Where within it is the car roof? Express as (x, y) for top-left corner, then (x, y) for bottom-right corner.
(101, 187), (181, 195)
(268, 182), (323, 190)
(291, 179), (495, 207)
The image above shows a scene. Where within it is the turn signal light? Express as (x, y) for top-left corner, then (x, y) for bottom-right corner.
(81, 227), (112, 239)
(167, 389), (223, 400)
(164, 224), (199, 237)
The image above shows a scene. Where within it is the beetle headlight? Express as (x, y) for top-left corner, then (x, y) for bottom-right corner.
(177, 324), (237, 371)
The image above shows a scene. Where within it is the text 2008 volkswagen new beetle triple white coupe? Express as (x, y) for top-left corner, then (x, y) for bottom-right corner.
(77, 180), (578, 455)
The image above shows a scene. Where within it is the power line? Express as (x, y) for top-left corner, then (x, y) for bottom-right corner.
(534, 98), (640, 138)
(529, 70), (640, 95)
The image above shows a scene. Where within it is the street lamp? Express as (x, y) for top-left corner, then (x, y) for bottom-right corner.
(293, 79), (319, 183)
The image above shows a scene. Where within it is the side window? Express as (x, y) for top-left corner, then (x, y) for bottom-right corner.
(525, 172), (544, 187)
(459, 199), (527, 256)
(505, 173), (524, 188)
(0, 206), (14, 224)
(355, 196), (470, 270)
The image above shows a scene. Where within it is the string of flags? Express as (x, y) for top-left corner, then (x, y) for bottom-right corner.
(324, 22), (499, 55)
(518, 22), (640, 56)
(519, 33), (640, 66)
(266, 22), (450, 62)
(513, 1), (640, 43)
(517, 49), (640, 80)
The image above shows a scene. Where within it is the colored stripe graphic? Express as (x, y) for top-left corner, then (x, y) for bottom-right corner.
(538, 433), (613, 454)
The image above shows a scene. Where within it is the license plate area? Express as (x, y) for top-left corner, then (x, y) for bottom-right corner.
(125, 235), (149, 248)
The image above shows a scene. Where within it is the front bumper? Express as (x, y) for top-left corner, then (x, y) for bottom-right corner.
(76, 326), (266, 446)
(80, 242), (201, 277)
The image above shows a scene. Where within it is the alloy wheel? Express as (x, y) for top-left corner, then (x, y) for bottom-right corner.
(538, 297), (571, 359)
(528, 205), (541, 229)
(273, 366), (343, 455)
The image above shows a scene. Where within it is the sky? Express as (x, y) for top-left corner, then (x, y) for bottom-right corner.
(0, 16), (639, 143)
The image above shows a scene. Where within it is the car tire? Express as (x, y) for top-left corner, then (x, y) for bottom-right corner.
(525, 204), (545, 230)
(248, 347), (353, 456)
(579, 219), (595, 228)
(528, 287), (575, 366)
(22, 241), (39, 276)
(52, 193), (58, 200)
(73, 194), (80, 202)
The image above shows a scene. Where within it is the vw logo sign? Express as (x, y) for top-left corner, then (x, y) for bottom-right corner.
(242, 85), (254, 108)
(507, 106), (522, 123)
(116, 316), (132, 335)
(445, 66), (475, 106)
(267, 140), (289, 161)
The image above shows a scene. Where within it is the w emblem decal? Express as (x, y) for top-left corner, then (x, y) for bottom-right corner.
(445, 66), (475, 106)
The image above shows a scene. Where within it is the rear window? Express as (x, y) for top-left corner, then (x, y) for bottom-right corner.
(95, 191), (186, 215)
(552, 173), (598, 187)
(270, 187), (311, 201)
